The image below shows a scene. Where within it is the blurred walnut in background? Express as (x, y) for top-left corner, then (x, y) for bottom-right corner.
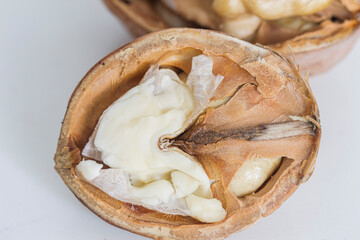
(103, 0), (360, 74)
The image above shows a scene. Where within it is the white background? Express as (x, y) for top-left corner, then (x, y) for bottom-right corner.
(1, 1), (359, 239)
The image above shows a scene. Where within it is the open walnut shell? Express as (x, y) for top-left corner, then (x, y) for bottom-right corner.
(54, 28), (321, 239)
(103, 0), (360, 75)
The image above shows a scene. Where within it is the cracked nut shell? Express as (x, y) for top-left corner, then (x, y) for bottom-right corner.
(54, 28), (321, 239)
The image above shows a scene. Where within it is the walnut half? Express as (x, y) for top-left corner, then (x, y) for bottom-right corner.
(103, 0), (360, 75)
(54, 28), (321, 240)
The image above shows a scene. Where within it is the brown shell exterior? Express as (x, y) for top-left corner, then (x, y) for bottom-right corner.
(54, 28), (321, 239)
(103, 0), (360, 75)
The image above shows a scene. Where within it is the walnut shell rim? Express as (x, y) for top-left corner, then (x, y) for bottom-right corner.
(54, 28), (321, 240)
(103, 0), (360, 75)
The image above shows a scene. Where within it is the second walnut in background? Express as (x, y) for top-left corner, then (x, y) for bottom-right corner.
(104, 0), (360, 75)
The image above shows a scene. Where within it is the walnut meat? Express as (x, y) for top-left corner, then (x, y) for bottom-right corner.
(54, 28), (321, 239)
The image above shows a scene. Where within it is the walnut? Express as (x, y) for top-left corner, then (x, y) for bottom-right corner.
(54, 28), (321, 239)
(103, 0), (360, 74)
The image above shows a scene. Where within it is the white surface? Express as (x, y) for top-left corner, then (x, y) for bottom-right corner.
(0, 1), (359, 239)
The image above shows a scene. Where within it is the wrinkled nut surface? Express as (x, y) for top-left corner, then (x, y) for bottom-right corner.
(230, 156), (282, 197)
(240, 0), (333, 20)
(55, 28), (321, 239)
(211, 0), (331, 40)
(103, 0), (360, 75)
(79, 55), (227, 223)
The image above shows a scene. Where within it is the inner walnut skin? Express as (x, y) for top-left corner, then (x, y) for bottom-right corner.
(160, 50), (319, 218)
(54, 29), (321, 240)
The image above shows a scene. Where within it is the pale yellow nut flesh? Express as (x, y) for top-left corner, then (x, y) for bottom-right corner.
(171, 171), (200, 199)
(220, 13), (261, 40)
(78, 55), (227, 223)
(242, 0), (333, 20)
(230, 157), (282, 197)
(212, 0), (247, 18)
(211, 0), (328, 40)
(186, 194), (227, 223)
